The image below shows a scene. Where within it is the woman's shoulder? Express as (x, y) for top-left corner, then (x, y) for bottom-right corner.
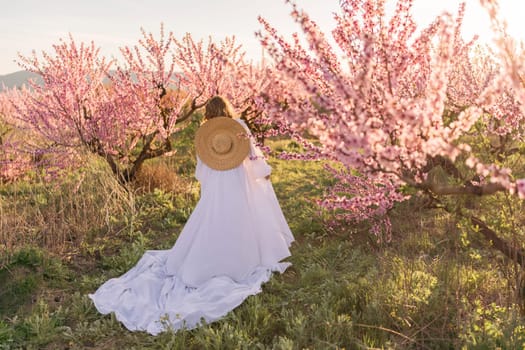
(234, 117), (246, 125)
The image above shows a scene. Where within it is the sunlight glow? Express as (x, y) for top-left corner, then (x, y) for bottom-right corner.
(0, 0), (523, 75)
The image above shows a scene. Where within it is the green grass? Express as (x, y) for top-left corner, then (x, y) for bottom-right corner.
(1, 137), (525, 349)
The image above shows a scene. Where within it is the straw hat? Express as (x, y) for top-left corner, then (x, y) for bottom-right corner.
(195, 117), (250, 171)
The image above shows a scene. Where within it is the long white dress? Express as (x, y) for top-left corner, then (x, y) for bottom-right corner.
(89, 119), (294, 335)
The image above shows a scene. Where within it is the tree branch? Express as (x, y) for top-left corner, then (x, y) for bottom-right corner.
(422, 155), (464, 180)
(471, 216), (525, 266)
(176, 94), (206, 124)
(417, 181), (507, 196)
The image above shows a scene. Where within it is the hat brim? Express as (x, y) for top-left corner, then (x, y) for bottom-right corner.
(195, 117), (250, 171)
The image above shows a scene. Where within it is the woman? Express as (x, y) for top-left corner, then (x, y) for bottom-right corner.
(89, 96), (294, 335)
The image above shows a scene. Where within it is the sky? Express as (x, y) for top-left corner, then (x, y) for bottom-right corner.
(1, 0), (524, 75)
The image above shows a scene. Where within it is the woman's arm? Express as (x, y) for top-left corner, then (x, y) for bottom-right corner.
(236, 119), (272, 179)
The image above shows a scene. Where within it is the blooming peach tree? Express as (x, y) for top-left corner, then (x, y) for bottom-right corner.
(0, 89), (31, 181)
(257, 0), (525, 256)
(8, 27), (264, 183)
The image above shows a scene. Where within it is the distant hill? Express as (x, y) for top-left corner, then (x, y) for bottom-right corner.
(0, 70), (182, 91)
(0, 71), (42, 90)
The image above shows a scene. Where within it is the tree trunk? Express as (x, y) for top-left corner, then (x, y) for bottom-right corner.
(470, 215), (525, 266)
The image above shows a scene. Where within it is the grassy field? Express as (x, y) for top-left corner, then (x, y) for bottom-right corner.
(1, 128), (525, 349)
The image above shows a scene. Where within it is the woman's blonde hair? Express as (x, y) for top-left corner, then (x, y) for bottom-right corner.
(204, 95), (236, 119)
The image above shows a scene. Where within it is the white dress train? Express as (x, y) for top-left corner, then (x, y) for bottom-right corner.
(89, 119), (294, 335)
